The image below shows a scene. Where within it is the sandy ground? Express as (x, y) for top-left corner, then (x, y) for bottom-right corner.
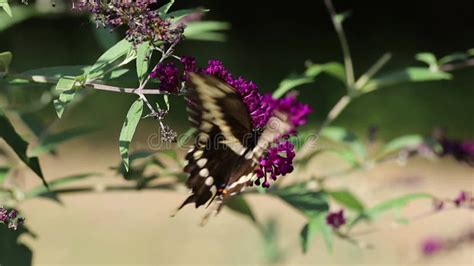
(14, 135), (474, 266)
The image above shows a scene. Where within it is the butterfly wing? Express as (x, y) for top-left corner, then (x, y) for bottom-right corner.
(179, 73), (256, 209)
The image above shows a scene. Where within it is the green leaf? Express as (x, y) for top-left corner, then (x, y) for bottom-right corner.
(349, 193), (433, 227)
(275, 184), (329, 217)
(119, 99), (144, 171)
(0, 51), (12, 73)
(184, 21), (230, 42)
(366, 193), (433, 219)
(300, 213), (332, 253)
(87, 38), (133, 78)
(328, 190), (365, 212)
(29, 127), (95, 157)
(226, 196), (257, 223)
(0, 1), (12, 17)
(438, 52), (469, 66)
(320, 127), (367, 161)
(25, 173), (97, 199)
(305, 62), (346, 83)
(136, 41), (151, 84)
(166, 8), (209, 21)
(0, 166), (9, 183)
(364, 67), (452, 92)
(158, 0), (175, 16)
(92, 25), (120, 51)
(334, 10), (352, 23)
(376, 135), (424, 159)
(53, 77), (77, 118)
(0, 225), (34, 266)
(0, 111), (46, 187)
(415, 52), (438, 69)
(22, 65), (89, 78)
(273, 74), (313, 98)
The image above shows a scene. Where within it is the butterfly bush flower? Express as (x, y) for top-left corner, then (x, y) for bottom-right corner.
(436, 136), (474, 167)
(77, 0), (184, 46)
(159, 58), (311, 187)
(0, 206), (25, 231)
(326, 209), (346, 229)
(421, 237), (444, 256)
(150, 63), (181, 93)
(199, 60), (310, 187)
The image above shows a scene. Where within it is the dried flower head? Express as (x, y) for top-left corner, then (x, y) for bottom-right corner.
(77, 0), (184, 46)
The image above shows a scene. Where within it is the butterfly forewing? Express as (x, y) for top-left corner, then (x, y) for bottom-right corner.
(179, 73), (257, 209)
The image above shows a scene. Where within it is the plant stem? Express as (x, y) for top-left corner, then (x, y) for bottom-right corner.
(324, 0), (355, 91)
(3, 73), (179, 95)
(318, 95), (351, 132)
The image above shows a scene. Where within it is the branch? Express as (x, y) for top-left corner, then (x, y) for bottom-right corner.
(4, 72), (181, 95)
(324, 0), (355, 90)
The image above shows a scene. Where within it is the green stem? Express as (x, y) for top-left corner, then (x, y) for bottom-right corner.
(318, 95), (351, 133)
(324, 0), (355, 91)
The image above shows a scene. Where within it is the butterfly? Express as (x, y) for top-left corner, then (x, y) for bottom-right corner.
(177, 73), (291, 218)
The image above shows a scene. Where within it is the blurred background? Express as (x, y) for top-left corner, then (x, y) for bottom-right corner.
(0, 0), (473, 265)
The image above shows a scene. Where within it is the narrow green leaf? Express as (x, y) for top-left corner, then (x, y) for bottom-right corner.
(305, 62), (346, 83)
(226, 196), (257, 223)
(22, 65), (89, 78)
(25, 173), (98, 203)
(158, 0), (175, 16)
(119, 99), (144, 171)
(0, 166), (9, 182)
(0, 51), (12, 73)
(273, 75), (313, 98)
(0, 1), (12, 17)
(136, 41), (151, 83)
(53, 77), (77, 118)
(366, 193), (433, 219)
(92, 25), (120, 51)
(438, 52), (469, 66)
(275, 184), (329, 217)
(87, 38), (133, 77)
(376, 135), (424, 159)
(364, 67), (452, 92)
(328, 190), (365, 212)
(184, 21), (230, 42)
(415, 52), (438, 69)
(349, 193), (434, 227)
(166, 8), (209, 21)
(334, 10), (352, 23)
(300, 213), (333, 253)
(30, 127), (95, 157)
(0, 112), (46, 187)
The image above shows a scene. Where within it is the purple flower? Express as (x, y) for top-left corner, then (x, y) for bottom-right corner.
(0, 207), (8, 222)
(453, 191), (470, 207)
(176, 58), (312, 188)
(0, 207), (25, 231)
(421, 237), (443, 256)
(255, 140), (295, 187)
(326, 209), (346, 229)
(438, 137), (474, 167)
(270, 94), (312, 133)
(77, 0), (184, 46)
(150, 63), (181, 93)
(201, 59), (233, 83)
(181, 56), (197, 74)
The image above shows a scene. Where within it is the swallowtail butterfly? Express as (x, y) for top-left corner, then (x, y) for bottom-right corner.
(177, 73), (291, 216)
